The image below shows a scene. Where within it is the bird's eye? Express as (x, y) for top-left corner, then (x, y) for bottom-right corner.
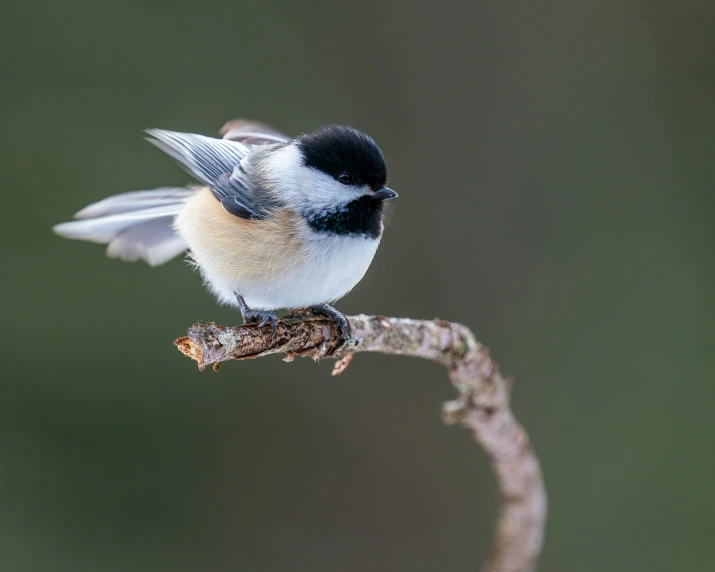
(338, 172), (353, 185)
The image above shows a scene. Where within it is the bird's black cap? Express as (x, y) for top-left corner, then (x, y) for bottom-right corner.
(297, 125), (388, 191)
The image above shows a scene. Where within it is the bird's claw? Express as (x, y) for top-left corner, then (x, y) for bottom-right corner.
(310, 304), (351, 340)
(235, 294), (278, 334)
(245, 310), (278, 334)
(333, 314), (350, 340)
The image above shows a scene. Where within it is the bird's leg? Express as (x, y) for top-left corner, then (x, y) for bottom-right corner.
(235, 294), (278, 334)
(309, 303), (351, 340)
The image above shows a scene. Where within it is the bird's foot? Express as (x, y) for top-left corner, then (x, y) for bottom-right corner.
(309, 303), (351, 340)
(235, 294), (278, 334)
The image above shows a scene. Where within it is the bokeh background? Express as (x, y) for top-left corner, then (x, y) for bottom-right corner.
(2, 1), (714, 570)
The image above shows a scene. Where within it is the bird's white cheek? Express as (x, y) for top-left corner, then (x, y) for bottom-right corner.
(299, 177), (365, 212)
(261, 144), (363, 213)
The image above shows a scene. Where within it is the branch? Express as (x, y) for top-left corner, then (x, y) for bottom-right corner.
(175, 314), (547, 572)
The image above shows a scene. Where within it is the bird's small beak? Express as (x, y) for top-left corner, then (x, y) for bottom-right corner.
(373, 187), (398, 200)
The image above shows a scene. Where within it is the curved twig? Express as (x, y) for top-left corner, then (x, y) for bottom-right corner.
(175, 314), (547, 572)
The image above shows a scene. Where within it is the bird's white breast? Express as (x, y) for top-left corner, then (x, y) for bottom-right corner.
(280, 231), (380, 307)
(174, 188), (381, 310)
(206, 232), (380, 310)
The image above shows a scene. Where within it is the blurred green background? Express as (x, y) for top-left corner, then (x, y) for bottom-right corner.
(2, 0), (714, 570)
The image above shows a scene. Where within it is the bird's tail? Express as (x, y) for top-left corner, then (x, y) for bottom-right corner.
(53, 187), (192, 267)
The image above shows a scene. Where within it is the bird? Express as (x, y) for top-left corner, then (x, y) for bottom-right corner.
(53, 119), (398, 337)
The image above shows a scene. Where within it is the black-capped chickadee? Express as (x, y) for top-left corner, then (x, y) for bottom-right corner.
(53, 119), (398, 337)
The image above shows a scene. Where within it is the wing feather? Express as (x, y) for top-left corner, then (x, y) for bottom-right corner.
(219, 119), (289, 146)
(145, 129), (273, 220)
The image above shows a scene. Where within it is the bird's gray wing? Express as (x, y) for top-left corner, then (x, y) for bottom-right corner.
(145, 129), (274, 220)
(219, 118), (289, 146)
